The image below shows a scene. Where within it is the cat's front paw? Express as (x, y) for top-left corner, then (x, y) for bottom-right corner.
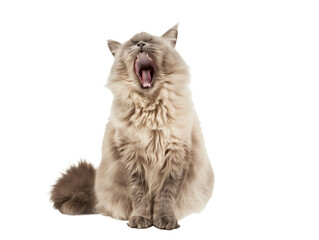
(153, 215), (180, 230)
(127, 215), (152, 229)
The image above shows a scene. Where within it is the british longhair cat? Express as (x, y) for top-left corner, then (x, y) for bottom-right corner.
(51, 25), (214, 230)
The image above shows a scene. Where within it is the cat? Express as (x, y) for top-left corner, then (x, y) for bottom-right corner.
(51, 25), (214, 230)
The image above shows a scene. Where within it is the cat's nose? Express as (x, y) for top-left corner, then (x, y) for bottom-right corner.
(137, 41), (146, 51)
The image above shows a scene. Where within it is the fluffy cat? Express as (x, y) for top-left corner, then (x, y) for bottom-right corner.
(51, 25), (214, 230)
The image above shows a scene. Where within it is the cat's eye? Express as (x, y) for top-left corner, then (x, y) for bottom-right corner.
(131, 39), (138, 44)
(131, 38), (153, 45)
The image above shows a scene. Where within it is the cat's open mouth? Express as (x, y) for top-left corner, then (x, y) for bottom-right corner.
(134, 52), (156, 89)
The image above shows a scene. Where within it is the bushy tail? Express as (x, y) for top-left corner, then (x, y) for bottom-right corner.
(51, 161), (96, 215)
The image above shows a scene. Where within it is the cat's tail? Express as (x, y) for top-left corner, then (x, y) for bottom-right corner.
(50, 161), (96, 215)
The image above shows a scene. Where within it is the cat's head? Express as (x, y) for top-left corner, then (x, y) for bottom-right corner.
(106, 25), (189, 97)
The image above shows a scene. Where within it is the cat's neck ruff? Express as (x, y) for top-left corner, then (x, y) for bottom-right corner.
(127, 87), (175, 130)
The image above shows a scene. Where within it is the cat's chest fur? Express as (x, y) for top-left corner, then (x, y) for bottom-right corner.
(113, 91), (192, 165)
(129, 93), (173, 130)
(116, 98), (173, 162)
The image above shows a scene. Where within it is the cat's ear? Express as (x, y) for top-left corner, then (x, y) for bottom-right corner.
(162, 24), (179, 47)
(107, 40), (121, 56)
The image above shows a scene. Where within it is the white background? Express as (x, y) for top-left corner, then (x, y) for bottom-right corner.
(0, 0), (318, 239)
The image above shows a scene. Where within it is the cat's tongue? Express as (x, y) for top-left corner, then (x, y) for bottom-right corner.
(141, 69), (152, 88)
